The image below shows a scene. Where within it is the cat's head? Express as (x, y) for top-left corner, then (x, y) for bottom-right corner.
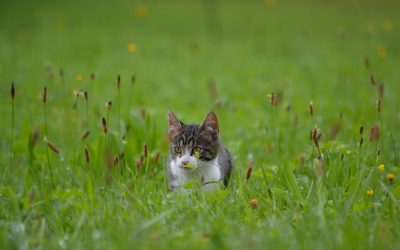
(168, 111), (220, 169)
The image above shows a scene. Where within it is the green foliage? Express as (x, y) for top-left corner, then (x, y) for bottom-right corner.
(1, 0), (400, 249)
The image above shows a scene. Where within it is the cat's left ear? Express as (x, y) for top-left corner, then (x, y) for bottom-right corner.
(200, 112), (219, 134)
(168, 111), (183, 141)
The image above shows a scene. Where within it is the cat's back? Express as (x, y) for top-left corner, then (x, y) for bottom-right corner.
(218, 145), (233, 187)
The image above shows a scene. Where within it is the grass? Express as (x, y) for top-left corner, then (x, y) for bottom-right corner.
(1, 0), (400, 249)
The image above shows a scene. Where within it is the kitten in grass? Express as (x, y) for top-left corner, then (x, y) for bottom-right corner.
(167, 111), (233, 191)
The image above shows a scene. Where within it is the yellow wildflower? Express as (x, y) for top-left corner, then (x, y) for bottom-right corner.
(135, 4), (149, 17)
(378, 164), (385, 172)
(383, 20), (393, 32)
(76, 74), (83, 82)
(386, 173), (395, 183)
(366, 189), (374, 197)
(128, 43), (137, 53)
(377, 46), (387, 59)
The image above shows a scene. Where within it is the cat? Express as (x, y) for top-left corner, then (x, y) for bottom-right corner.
(167, 111), (233, 191)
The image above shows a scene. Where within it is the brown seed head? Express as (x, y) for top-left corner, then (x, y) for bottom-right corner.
(117, 75), (121, 89)
(153, 151), (160, 163)
(369, 125), (380, 141)
(11, 81), (15, 100)
(46, 141), (59, 154)
(82, 131), (90, 140)
(29, 129), (40, 151)
(131, 75), (136, 85)
(376, 99), (381, 113)
(113, 155), (119, 166)
(285, 104), (291, 112)
(269, 92), (277, 106)
(143, 143), (148, 158)
(135, 158), (143, 170)
(102, 117), (108, 134)
(84, 146), (90, 163)
(43, 87), (47, 103)
(364, 57), (370, 69)
(246, 166), (253, 181)
(84, 91), (88, 101)
(359, 126), (364, 135)
(309, 101), (314, 116)
(106, 101), (112, 109)
(378, 84), (384, 99)
(369, 75), (375, 85)
(250, 199), (259, 209)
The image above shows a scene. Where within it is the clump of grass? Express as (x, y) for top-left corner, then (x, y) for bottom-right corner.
(43, 87), (55, 187)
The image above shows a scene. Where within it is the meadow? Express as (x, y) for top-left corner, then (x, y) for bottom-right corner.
(1, 0), (400, 249)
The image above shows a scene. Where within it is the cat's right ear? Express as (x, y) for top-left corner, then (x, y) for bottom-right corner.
(168, 111), (182, 141)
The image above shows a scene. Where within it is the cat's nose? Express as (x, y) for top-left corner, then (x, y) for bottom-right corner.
(181, 160), (189, 166)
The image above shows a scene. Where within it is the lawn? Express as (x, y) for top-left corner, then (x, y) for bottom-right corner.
(1, 0), (400, 249)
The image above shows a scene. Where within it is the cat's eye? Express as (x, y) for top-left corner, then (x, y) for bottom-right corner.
(174, 146), (182, 155)
(192, 147), (201, 158)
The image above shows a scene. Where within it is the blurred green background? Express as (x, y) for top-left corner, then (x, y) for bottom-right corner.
(1, 0), (399, 249)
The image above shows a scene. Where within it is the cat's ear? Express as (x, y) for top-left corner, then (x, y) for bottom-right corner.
(200, 112), (219, 134)
(168, 111), (183, 140)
